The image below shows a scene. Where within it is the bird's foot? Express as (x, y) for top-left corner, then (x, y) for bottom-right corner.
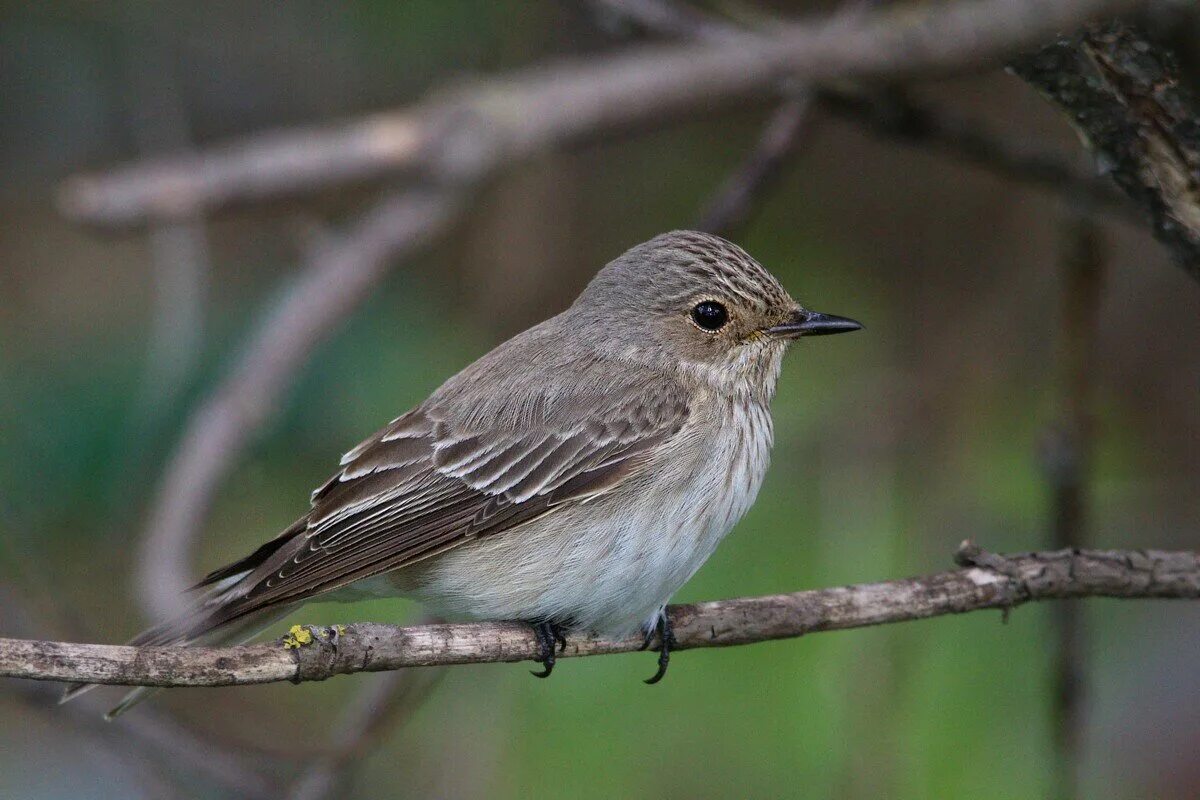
(640, 609), (677, 685)
(529, 621), (568, 678)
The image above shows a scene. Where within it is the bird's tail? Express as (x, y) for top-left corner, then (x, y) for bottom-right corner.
(61, 517), (310, 718)
(59, 573), (296, 719)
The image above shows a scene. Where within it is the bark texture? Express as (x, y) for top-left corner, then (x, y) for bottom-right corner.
(3, 545), (1196, 690)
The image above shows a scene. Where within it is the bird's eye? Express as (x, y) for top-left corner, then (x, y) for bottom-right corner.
(690, 301), (728, 332)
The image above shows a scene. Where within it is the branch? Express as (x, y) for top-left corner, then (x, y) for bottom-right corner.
(696, 94), (815, 235)
(1011, 20), (1200, 281)
(60, 0), (1142, 227)
(585, 0), (821, 235)
(137, 187), (460, 618)
(283, 669), (443, 800)
(8, 679), (280, 800)
(1041, 212), (1105, 800)
(817, 87), (1140, 223)
(589, 0), (745, 44)
(5, 545), (1197, 689)
(590, 0), (1141, 226)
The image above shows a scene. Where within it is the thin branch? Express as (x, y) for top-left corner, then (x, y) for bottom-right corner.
(588, 0), (746, 44)
(817, 88), (1141, 223)
(585, 0), (822, 235)
(696, 93), (816, 235)
(5, 545), (1198, 690)
(1011, 20), (1200, 281)
(137, 187), (461, 618)
(60, 0), (1143, 227)
(589, 0), (1142, 226)
(284, 669), (444, 800)
(7, 679), (279, 800)
(1040, 212), (1105, 800)
(0, 584), (279, 800)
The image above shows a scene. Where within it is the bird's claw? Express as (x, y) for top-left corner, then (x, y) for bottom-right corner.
(529, 621), (568, 678)
(642, 611), (677, 685)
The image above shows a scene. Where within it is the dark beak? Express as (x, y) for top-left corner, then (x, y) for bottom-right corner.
(764, 309), (863, 339)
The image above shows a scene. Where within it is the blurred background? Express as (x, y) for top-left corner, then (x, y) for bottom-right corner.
(2, 1), (1199, 798)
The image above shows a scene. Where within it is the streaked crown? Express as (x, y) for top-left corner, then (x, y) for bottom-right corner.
(577, 230), (793, 318)
(562, 231), (810, 399)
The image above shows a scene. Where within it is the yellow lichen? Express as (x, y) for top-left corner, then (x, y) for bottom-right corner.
(282, 624), (314, 649)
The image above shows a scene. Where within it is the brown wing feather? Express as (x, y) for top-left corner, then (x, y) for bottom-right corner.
(203, 382), (689, 628)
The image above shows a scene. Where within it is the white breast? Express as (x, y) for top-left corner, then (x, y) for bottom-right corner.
(400, 395), (774, 635)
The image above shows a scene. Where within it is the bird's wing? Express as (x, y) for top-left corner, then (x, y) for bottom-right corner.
(206, 379), (690, 625)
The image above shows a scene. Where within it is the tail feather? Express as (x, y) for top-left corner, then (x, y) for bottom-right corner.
(59, 514), (315, 718)
(191, 517), (307, 590)
(103, 686), (158, 720)
(59, 573), (296, 719)
(59, 680), (99, 705)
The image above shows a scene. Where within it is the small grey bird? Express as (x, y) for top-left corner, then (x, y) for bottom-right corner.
(65, 230), (860, 716)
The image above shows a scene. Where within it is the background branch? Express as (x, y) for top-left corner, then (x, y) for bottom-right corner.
(591, 0), (1143, 226)
(585, 0), (823, 236)
(588, 0), (746, 44)
(283, 669), (444, 800)
(1042, 211), (1106, 800)
(6, 545), (1198, 691)
(817, 87), (1141, 223)
(59, 0), (1141, 228)
(1011, 20), (1200, 281)
(695, 93), (815, 235)
(137, 188), (460, 618)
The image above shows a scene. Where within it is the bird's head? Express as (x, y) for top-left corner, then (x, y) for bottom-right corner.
(571, 230), (861, 400)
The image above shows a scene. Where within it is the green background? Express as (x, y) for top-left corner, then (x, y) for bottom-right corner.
(2, 2), (1199, 798)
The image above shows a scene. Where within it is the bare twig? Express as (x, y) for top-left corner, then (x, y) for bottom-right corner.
(1, 582), (279, 799)
(6, 679), (279, 800)
(6, 545), (1198, 690)
(696, 94), (816, 235)
(1040, 213), (1105, 800)
(591, 0), (1141, 227)
(122, 15), (210, 425)
(60, 0), (1143, 227)
(817, 88), (1140, 222)
(586, 0), (820, 235)
(137, 187), (461, 618)
(284, 669), (445, 800)
(588, 0), (745, 44)
(1011, 20), (1200, 281)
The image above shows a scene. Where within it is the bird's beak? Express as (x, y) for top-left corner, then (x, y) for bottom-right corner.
(764, 309), (863, 339)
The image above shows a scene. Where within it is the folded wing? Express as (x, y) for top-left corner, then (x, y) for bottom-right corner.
(200, 378), (690, 629)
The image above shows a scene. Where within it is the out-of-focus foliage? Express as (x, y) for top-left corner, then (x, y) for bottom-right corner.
(2, 2), (1199, 798)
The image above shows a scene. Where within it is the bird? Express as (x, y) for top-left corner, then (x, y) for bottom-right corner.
(64, 229), (861, 717)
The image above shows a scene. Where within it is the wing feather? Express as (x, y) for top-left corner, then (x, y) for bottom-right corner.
(207, 377), (690, 626)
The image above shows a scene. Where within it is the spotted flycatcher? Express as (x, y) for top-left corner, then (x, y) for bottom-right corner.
(66, 230), (860, 716)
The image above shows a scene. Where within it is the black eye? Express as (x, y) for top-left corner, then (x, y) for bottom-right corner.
(691, 301), (728, 332)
